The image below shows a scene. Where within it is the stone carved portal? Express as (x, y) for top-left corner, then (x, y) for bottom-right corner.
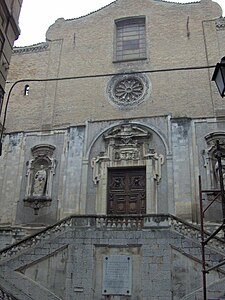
(91, 124), (164, 214)
(24, 144), (56, 214)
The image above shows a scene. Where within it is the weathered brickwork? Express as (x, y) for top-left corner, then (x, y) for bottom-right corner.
(0, 1), (225, 299)
(2, 0), (225, 133)
(0, 0), (23, 98)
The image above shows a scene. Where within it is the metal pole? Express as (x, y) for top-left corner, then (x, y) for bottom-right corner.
(199, 176), (207, 300)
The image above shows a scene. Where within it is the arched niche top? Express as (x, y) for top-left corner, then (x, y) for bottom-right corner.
(205, 131), (225, 153)
(86, 121), (169, 159)
(205, 132), (225, 143)
(31, 144), (56, 158)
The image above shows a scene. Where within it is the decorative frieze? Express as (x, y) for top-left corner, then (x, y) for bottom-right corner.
(104, 123), (151, 162)
(13, 43), (49, 54)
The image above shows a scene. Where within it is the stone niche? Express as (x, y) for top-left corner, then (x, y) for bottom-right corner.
(91, 123), (164, 214)
(202, 132), (225, 222)
(204, 132), (225, 188)
(24, 144), (56, 214)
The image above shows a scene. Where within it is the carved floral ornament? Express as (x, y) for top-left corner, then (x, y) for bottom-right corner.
(24, 144), (56, 214)
(107, 73), (151, 108)
(91, 124), (164, 184)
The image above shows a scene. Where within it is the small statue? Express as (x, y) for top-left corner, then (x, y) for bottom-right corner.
(32, 165), (47, 196)
(215, 158), (225, 188)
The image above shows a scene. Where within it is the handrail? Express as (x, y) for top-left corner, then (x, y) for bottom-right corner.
(0, 214), (224, 262)
(0, 214), (167, 257)
(0, 284), (18, 300)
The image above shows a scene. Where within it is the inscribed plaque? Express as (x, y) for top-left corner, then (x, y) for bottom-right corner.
(102, 255), (132, 295)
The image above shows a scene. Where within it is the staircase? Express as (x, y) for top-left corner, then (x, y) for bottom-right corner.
(0, 214), (224, 300)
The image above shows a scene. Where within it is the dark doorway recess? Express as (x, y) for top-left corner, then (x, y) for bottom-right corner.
(107, 167), (146, 215)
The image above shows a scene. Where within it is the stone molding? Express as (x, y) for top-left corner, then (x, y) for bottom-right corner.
(13, 43), (49, 55)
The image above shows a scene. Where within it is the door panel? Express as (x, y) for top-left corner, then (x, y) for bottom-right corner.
(107, 168), (146, 215)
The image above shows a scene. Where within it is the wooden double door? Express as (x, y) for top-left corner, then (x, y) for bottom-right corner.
(107, 167), (146, 215)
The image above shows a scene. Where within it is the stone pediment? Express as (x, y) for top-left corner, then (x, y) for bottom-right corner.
(104, 124), (151, 142)
(31, 144), (56, 158)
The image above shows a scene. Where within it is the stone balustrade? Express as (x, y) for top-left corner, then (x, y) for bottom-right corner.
(0, 286), (17, 300)
(169, 215), (225, 254)
(96, 215), (144, 229)
(0, 217), (73, 261)
(0, 214), (224, 262)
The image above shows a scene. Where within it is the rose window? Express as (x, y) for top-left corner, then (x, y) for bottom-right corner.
(114, 78), (144, 103)
(107, 73), (151, 108)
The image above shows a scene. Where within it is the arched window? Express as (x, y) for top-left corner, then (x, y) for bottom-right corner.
(24, 84), (30, 96)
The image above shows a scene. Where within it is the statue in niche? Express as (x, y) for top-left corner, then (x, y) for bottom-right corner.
(204, 133), (225, 189)
(32, 165), (47, 196)
(23, 144), (56, 214)
(214, 158), (225, 188)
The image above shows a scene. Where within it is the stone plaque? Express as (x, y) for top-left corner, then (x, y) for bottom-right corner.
(102, 255), (132, 295)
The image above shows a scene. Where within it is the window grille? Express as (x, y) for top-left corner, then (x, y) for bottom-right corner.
(115, 18), (146, 61)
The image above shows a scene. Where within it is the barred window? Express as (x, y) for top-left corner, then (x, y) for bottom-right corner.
(115, 18), (146, 62)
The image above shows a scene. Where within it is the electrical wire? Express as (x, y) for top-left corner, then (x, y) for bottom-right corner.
(0, 64), (216, 155)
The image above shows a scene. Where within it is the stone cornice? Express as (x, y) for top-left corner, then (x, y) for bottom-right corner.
(13, 42), (49, 54)
(216, 17), (225, 31)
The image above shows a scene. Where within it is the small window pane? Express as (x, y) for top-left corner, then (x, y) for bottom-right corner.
(123, 40), (140, 50)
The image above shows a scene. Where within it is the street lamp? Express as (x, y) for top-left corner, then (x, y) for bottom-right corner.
(212, 56), (225, 97)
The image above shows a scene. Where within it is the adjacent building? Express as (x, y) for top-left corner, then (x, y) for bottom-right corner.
(0, 0), (225, 299)
(0, 0), (23, 114)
